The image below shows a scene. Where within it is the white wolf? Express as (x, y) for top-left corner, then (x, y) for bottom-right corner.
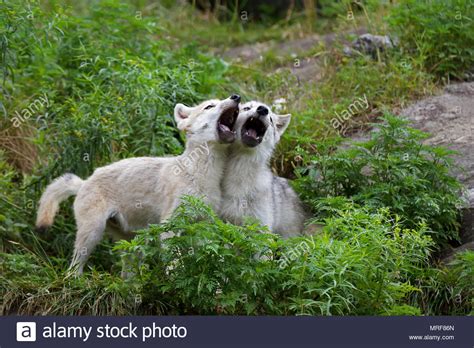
(36, 95), (241, 274)
(220, 101), (307, 237)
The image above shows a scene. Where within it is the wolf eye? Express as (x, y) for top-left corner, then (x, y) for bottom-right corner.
(204, 104), (215, 110)
(243, 107), (251, 111)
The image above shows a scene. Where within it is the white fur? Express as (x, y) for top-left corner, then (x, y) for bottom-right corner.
(220, 101), (307, 237)
(36, 97), (239, 274)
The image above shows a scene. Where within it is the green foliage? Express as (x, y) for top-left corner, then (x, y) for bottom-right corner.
(284, 204), (433, 315)
(0, 0), (230, 259)
(116, 196), (283, 315)
(0, 0), (470, 317)
(1, 193), (466, 316)
(1, 0), (228, 182)
(294, 115), (464, 246)
(446, 251), (474, 314)
(408, 251), (474, 315)
(0, 151), (36, 251)
(0, 252), (133, 315)
(113, 197), (433, 315)
(273, 51), (435, 173)
(4, 212), (470, 316)
(387, 0), (474, 79)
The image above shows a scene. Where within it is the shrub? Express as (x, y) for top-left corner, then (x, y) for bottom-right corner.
(1, 0), (228, 181)
(408, 251), (474, 315)
(6, 197), (472, 316)
(387, 0), (474, 79)
(294, 115), (464, 246)
(115, 196), (433, 315)
(117, 196), (283, 315)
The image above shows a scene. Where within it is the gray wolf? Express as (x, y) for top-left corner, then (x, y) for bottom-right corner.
(219, 101), (307, 237)
(36, 95), (241, 274)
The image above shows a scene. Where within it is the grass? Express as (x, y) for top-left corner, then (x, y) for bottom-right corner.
(0, 0), (472, 316)
(2, 197), (471, 315)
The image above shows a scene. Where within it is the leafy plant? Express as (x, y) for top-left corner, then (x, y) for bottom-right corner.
(117, 196), (283, 315)
(408, 251), (474, 315)
(1, 0), (229, 181)
(387, 0), (474, 79)
(295, 115), (464, 246)
(0, 0), (471, 317)
(114, 197), (433, 315)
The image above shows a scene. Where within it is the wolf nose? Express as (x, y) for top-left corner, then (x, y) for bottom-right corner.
(230, 94), (241, 102)
(257, 105), (268, 116)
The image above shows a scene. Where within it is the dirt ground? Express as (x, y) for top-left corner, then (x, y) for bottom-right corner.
(220, 28), (367, 82)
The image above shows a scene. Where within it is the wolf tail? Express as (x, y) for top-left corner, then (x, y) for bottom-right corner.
(36, 173), (84, 231)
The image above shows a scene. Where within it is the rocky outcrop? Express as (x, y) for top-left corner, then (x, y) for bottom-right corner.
(400, 82), (474, 189)
(349, 82), (474, 260)
(344, 33), (397, 58)
(399, 82), (474, 261)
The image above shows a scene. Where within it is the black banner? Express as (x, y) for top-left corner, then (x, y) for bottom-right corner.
(3, 316), (472, 347)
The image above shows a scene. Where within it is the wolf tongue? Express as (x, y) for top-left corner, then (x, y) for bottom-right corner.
(247, 128), (257, 139)
(219, 123), (231, 132)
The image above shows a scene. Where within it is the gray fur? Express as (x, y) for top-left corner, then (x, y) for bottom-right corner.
(220, 101), (308, 237)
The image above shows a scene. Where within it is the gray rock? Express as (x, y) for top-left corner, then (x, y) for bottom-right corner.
(400, 82), (474, 261)
(441, 241), (474, 264)
(468, 188), (474, 207)
(346, 33), (397, 58)
(400, 82), (474, 189)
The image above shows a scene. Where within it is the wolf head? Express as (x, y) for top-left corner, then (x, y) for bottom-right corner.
(234, 101), (291, 154)
(174, 94), (241, 144)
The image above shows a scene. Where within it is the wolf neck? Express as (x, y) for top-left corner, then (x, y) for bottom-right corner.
(227, 145), (273, 179)
(180, 140), (226, 188)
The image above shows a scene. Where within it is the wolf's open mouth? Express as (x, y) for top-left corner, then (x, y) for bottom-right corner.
(217, 105), (238, 143)
(241, 116), (267, 147)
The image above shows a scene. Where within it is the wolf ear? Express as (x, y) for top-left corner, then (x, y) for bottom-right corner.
(275, 114), (291, 136)
(174, 103), (193, 131)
